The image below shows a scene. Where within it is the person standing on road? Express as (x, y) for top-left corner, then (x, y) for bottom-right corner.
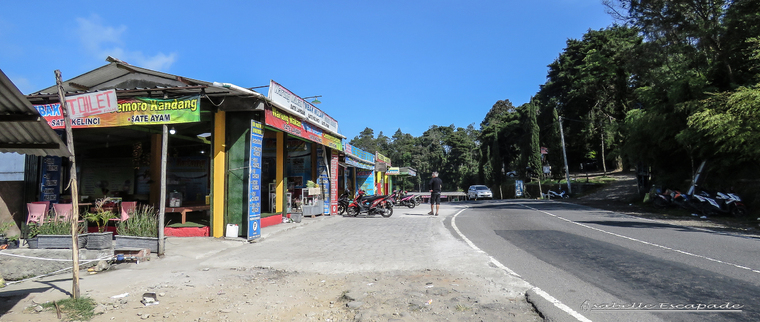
(429, 171), (442, 216)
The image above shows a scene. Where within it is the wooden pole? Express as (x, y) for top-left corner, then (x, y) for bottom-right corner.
(558, 116), (572, 194)
(158, 125), (168, 256)
(55, 70), (80, 299)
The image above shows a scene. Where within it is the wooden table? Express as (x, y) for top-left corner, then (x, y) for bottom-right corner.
(164, 205), (210, 224)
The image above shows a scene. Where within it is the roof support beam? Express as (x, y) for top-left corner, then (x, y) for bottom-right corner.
(0, 114), (41, 122)
(0, 143), (61, 149)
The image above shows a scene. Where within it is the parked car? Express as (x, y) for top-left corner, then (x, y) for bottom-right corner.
(467, 185), (493, 200)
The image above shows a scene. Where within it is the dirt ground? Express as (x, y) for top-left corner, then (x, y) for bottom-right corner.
(3, 266), (540, 322)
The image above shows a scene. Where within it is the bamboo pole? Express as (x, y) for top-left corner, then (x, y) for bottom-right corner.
(55, 70), (80, 299)
(158, 125), (168, 256)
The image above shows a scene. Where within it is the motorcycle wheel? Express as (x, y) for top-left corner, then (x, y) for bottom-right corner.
(381, 202), (393, 218)
(406, 200), (416, 209)
(731, 205), (748, 218)
(562, 194), (570, 199)
(338, 204), (345, 216)
(347, 206), (360, 217)
(414, 197), (420, 207)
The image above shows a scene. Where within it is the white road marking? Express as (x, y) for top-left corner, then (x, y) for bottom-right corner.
(452, 206), (592, 322)
(520, 203), (760, 274)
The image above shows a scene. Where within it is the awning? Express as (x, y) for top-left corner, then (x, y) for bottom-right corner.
(0, 69), (70, 157)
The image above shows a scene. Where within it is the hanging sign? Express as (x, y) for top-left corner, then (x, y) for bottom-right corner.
(248, 120), (264, 240)
(330, 152), (339, 214)
(267, 80), (340, 135)
(35, 95), (201, 129)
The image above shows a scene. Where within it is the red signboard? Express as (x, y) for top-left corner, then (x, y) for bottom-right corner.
(264, 105), (342, 151)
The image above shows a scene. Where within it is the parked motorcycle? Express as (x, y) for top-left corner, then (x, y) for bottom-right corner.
(692, 188), (748, 217)
(338, 191), (351, 216)
(396, 191), (418, 208)
(346, 190), (394, 217)
(542, 189), (569, 199)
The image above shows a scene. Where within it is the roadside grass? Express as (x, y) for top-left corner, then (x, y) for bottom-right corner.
(39, 297), (96, 321)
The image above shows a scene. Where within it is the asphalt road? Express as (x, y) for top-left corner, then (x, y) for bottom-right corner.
(450, 199), (760, 322)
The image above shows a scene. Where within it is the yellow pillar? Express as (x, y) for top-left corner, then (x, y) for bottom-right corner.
(212, 111), (226, 237)
(276, 132), (285, 213)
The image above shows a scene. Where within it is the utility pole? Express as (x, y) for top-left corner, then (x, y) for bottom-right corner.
(558, 116), (571, 194)
(601, 131), (607, 176)
(56, 70), (80, 299)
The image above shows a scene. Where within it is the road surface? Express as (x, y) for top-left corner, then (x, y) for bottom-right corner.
(451, 199), (760, 322)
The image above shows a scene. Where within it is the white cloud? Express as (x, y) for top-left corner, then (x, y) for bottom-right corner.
(76, 14), (177, 71)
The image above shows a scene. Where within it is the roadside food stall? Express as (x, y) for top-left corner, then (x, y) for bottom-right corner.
(24, 59), (265, 240)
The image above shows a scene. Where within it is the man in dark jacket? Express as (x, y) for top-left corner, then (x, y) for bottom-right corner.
(429, 171), (442, 216)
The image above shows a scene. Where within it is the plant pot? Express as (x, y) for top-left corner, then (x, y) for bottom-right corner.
(114, 235), (160, 253)
(5, 239), (19, 249)
(29, 235), (87, 249)
(85, 232), (113, 250)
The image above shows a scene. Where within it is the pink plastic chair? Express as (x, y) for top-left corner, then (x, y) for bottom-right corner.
(53, 203), (79, 222)
(31, 201), (50, 218)
(26, 203), (48, 224)
(111, 201), (137, 222)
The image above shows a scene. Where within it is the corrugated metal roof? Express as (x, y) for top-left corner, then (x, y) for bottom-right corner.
(0, 69), (70, 157)
(30, 60), (247, 98)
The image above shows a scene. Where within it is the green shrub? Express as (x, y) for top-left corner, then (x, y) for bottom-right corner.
(116, 205), (158, 237)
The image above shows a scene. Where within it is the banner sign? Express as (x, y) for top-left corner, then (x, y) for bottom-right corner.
(515, 180), (524, 197)
(35, 95), (201, 129)
(345, 157), (374, 170)
(248, 120), (264, 240)
(264, 105), (343, 151)
(375, 152), (391, 166)
(356, 170), (375, 195)
(267, 80), (340, 135)
(67, 90), (118, 118)
(343, 143), (374, 163)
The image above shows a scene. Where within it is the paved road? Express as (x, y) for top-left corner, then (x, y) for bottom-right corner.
(452, 199), (760, 322)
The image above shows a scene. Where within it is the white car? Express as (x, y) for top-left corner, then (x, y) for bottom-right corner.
(467, 185), (493, 200)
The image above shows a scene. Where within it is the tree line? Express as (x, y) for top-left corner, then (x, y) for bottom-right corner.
(350, 0), (760, 205)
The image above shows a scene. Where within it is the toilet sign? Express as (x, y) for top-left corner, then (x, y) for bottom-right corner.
(66, 90), (118, 118)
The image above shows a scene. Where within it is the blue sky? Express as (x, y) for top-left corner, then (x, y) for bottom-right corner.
(2, 1), (615, 140)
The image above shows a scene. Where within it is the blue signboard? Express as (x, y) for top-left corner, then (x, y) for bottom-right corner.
(40, 156), (62, 202)
(248, 120), (264, 240)
(515, 180), (524, 197)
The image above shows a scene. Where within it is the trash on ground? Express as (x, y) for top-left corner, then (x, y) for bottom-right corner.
(111, 293), (129, 299)
(141, 293), (159, 306)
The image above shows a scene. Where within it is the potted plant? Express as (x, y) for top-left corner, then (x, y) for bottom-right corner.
(0, 221), (18, 249)
(115, 205), (160, 253)
(83, 198), (116, 249)
(27, 219), (87, 249)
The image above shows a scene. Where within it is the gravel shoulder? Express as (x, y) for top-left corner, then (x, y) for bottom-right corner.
(565, 171), (760, 237)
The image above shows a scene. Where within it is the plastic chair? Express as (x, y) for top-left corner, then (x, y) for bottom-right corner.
(26, 203), (48, 224)
(111, 201), (137, 222)
(31, 201), (50, 218)
(53, 203), (82, 222)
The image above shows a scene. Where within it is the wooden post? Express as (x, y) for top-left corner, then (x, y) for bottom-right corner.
(55, 70), (80, 299)
(158, 125), (168, 256)
(558, 116), (572, 194)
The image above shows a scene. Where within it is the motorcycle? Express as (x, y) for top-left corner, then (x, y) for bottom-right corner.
(338, 191), (351, 216)
(397, 191), (418, 208)
(542, 189), (569, 199)
(346, 190), (394, 217)
(692, 189), (748, 217)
